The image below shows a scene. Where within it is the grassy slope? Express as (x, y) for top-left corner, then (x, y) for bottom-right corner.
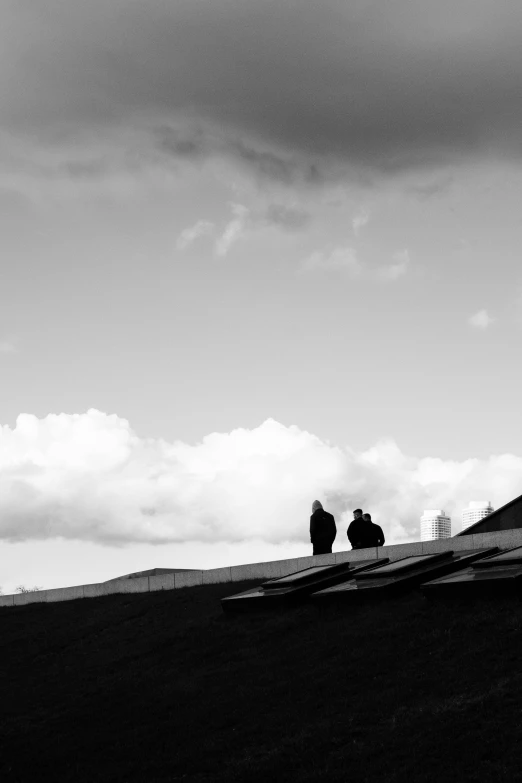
(1, 582), (522, 782)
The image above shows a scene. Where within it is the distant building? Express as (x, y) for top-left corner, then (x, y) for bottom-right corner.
(420, 509), (452, 541)
(461, 501), (494, 532)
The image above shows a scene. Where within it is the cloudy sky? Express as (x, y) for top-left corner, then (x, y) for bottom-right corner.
(2, 0), (522, 593)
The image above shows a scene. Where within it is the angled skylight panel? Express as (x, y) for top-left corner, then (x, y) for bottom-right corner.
(221, 558), (389, 612)
(421, 558), (522, 598)
(472, 546), (522, 569)
(312, 549), (498, 602)
(262, 564), (346, 590)
(355, 551), (452, 580)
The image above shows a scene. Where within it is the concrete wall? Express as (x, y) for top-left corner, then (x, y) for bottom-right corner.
(105, 567), (197, 582)
(2, 528), (522, 610)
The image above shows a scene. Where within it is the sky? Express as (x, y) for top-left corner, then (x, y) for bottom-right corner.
(1, 0), (522, 593)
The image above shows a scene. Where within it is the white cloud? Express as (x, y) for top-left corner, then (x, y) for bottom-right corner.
(176, 220), (214, 250)
(177, 202), (309, 258)
(302, 246), (409, 282)
(302, 246), (363, 275)
(468, 309), (495, 329)
(215, 203), (249, 256)
(0, 340), (16, 354)
(0, 410), (521, 548)
(375, 249), (410, 282)
(352, 208), (369, 236)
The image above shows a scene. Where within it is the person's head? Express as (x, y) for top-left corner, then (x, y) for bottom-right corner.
(312, 500), (323, 513)
(353, 509), (363, 519)
(362, 513), (372, 522)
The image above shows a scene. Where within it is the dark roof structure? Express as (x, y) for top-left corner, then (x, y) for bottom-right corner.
(221, 558), (388, 613)
(456, 491), (522, 536)
(311, 548), (498, 603)
(421, 545), (522, 598)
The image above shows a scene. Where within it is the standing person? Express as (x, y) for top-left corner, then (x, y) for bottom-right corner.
(362, 513), (385, 547)
(310, 500), (336, 555)
(347, 508), (369, 549)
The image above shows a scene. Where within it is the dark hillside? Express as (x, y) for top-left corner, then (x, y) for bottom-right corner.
(1, 582), (522, 782)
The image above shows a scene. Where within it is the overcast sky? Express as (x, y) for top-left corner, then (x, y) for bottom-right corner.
(2, 1), (522, 593)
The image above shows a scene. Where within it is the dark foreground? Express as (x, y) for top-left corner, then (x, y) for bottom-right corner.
(1, 582), (522, 782)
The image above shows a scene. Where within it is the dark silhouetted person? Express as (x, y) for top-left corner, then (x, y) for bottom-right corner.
(310, 500), (336, 555)
(347, 508), (370, 549)
(362, 513), (385, 547)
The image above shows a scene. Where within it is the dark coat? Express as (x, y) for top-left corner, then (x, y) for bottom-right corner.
(347, 517), (371, 549)
(371, 523), (385, 547)
(310, 509), (337, 546)
(348, 518), (385, 548)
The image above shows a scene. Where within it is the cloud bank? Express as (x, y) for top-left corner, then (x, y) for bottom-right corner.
(176, 220), (215, 251)
(4, 1), (522, 183)
(302, 246), (410, 281)
(468, 309), (495, 329)
(1, 410), (521, 547)
(0, 340), (16, 354)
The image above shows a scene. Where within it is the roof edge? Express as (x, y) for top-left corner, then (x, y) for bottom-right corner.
(455, 491), (522, 536)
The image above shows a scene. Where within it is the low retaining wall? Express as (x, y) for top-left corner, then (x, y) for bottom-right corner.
(2, 527), (521, 609)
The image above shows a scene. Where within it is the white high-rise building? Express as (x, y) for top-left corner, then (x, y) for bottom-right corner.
(420, 510), (452, 541)
(461, 501), (494, 532)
